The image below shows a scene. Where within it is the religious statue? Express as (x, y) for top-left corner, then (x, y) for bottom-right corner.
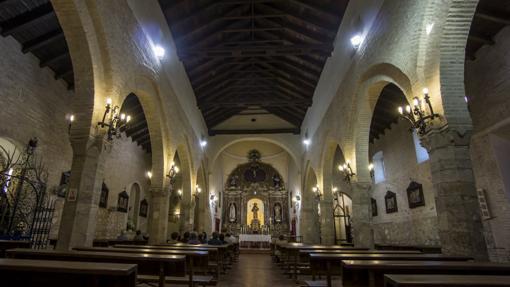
(272, 174), (281, 189)
(229, 175), (239, 188)
(229, 203), (236, 223)
(274, 203), (282, 223)
(251, 203), (259, 220)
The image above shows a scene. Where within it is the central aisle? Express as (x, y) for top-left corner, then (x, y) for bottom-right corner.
(219, 253), (297, 287)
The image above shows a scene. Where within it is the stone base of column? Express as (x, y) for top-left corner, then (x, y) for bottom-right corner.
(351, 182), (374, 248)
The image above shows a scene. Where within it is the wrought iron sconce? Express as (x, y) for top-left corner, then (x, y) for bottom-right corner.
(166, 162), (180, 185)
(368, 163), (374, 179)
(97, 98), (132, 141)
(339, 161), (355, 183)
(398, 88), (440, 135)
(67, 114), (74, 134)
(194, 185), (202, 198)
(312, 185), (322, 200)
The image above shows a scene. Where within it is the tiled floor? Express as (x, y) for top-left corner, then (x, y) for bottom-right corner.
(218, 253), (297, 287)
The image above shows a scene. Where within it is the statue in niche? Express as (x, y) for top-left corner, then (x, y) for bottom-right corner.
(229, 202), (236, 223)
(251, 203), (259, 220)
(274, 203), (282, 223)
(229, 175), (239, 188)
(272, 174), (282, 189)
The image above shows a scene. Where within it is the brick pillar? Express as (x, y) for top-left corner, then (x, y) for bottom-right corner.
(422, 128), (488, 259)
(319, 186), (335, 245)
(56, 135), (109, 250)
(351, 182), (374, 248)
(148, 187), (169, 244)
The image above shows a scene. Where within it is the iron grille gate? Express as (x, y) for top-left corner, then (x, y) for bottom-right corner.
(0, 138), (54, 249)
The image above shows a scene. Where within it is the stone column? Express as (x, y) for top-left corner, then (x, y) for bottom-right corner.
(351, 182), (373, 248)
(148, 187), (169, 244)
(300, 199), (320, 244)
(56, 135), (108, 250)
(319, 186), (335, 245)
(423, 128), (488, 259)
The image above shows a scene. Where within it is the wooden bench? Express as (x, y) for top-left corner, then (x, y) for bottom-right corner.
(116, 244), (223, 277)
(342, 260), (510, 287)
(308, 253), (473, 287)
(375, 244), (442, 254)
(75, 246), (216, 285)
(6, 248), (185, 287)
(0, 258), (137, 287)
(0, 240), (31, 257)
(384, 274), (510, 287)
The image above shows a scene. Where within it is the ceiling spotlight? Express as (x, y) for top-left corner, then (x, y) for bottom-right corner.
(153, 45), (165, 59)
(350, 34), (363, 48)
(303, 139), (311, 146)
(200, 139), (207, 148)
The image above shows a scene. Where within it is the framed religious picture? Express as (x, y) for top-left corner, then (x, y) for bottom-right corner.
(57, 171), (71, 198)
(407, 181), (425, 208)
(99, 182), (109, 208)
(274, 202), (282, 223)
(139, 199), (148, 217)
(384, 191), (398, 213)
(371, 198), (378, 217)
(117, 190), (129, 213)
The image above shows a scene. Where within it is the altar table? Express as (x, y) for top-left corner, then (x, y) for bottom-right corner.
(239, 234), (271, 248)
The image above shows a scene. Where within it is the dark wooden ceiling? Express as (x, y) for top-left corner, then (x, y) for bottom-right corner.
(466, 0), (510, 60)
(369, 84), (408, 143)
(158, 0), (350, 135)
(120, 94), (152, 153)
(0, 0), (74, 89)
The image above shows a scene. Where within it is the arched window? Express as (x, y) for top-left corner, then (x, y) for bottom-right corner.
(413, 131), (429, 163)
(372, 151), (386, 183)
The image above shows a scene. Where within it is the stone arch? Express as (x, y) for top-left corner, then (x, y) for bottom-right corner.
(127, 182), (142, 230)
(439, 0), (479, 131)
(300, 164), (320, 244)
(321, 139), (351, 196)
(354, 63), (414, 182)
(51, 0), (111, 144)
(211, 137), (300, 170)
(175, 143), (193, 231)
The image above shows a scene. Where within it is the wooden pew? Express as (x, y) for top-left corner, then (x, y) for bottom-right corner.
(384, 274), (510, 287)
(75, 246), (215, 285)
(6, 248), (185, 287)
(344, 260), (510, 287)
(0, 240), (31, 257)
(0, 258), (137, 287)
(280, 244), (370, 280)
(115, 244), (223, 277)
(308, 253), (473, 287)
(165, 243), (232, 272)
(375, 244), (442, 254)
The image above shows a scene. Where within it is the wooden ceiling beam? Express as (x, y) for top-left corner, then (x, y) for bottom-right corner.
(0, 2), (55, 36)
(199, 98), (311, 108)
(207, 108), (245, 128)
(256, 16), (325, 44)
(179, 43), (333, 59)
(253, 62), (316, 89)
(40, 51), (70, 68)
(133, 132), (150, 143)
(286, 0), (338, 26)
(54, 69), (73, 80)
(257, 3), (336, 39)
(468, 34), (495, 46)
(265, 107), (301, 126)
(22, 29), (64, 53)
(475, 11), (510, 26)
(209, 128), (300, 136)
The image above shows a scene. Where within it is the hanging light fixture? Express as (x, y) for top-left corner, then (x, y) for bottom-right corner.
(339, 160), (355, 183)
(397, 88), (440, 135)
(97, 98), (132, 140)
(166, 162), (180, 185)
(312, 185), (322, 200)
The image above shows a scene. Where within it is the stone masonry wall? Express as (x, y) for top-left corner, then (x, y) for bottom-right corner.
(370, 121), (439, 246)
(466, 26), (510, 262)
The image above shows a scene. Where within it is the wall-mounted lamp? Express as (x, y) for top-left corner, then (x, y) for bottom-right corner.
(210, 194), (216, 201)
(146, 171), (152, 184)
(97, 98), (132, 141)
(312, 185), (322, 200)
(67, 114), (75, 134)
(200, 139), (207, 148)
(167, 162), (180, 185)
(303, 138), (311, 147)
(350, 34), (363, 48)
(332, 186), (339, 194)
(153, 44), (165, 59)
(339, 161), (356, 183)
(177, 189), (183, 198)
(368, 163), (374, 179)
(194, 185), (202, 198)
(398, 88), (440, 135)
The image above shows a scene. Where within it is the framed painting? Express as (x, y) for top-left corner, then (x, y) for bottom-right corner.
(371, 198), (378, 216)
(407, 181), (425, 208)
(117, 190), (129, 213)
(139, 199), (148, 217)
(99, 182), (109, 208)
(384, 191), (398, 213)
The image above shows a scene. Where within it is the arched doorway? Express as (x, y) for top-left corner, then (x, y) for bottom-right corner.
(128, 183), (141, 230)
(333, 192), (352, 245)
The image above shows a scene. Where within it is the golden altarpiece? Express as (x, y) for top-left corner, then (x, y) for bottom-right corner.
(222, 150), (289, 236)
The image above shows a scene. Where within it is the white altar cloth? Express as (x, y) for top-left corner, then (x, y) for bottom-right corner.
(239, 234), (271, 243)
